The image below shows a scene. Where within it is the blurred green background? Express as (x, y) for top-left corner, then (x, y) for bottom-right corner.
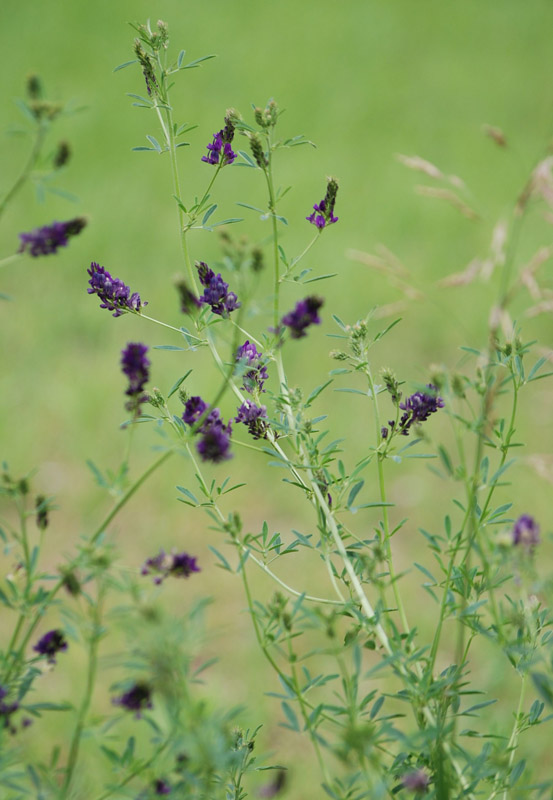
(2, 0), (553, 794)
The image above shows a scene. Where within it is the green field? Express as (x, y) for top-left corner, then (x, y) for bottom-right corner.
(2, 1), (553, 795)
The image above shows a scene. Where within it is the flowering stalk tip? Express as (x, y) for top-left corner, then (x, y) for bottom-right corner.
(87, 262), (146, 317)
(121, 343), (150, 416)
(307, 178), (339, 229)
(18, 217), (87, 257)
(281, 296), (324, 339)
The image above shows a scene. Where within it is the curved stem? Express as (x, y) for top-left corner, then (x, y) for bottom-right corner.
(0, 123), (47, 220)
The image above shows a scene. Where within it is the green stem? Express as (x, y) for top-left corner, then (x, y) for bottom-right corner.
(0, 123), (47, 219)
(365, 368), (410, 635)
(0, 253), (23, 270)
(2, 450), (173, 683)
(61, 581), (106, 798)
(285, 632), (332, 786)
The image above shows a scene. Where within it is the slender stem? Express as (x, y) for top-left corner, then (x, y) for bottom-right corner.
(94, 741), (170, 800)
(365, 368), (410, 635)
(0, 253), (23, 270)
(281, 234), (319, 281)
(0, 123), (47, 219)
(138, 312), (201, 339)
(61, 581), (106, 797)
(285, 631), (332, 786)
(486, 674), (527, 800)
(89, 449), (174, 545)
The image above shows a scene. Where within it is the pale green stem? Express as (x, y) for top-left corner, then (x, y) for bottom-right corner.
(487, 674), (527, 800)
(281, 234), (320, 281)
(61, 581), (106, 798)
(0, 123), (47, 219)
(138, 312), (201, 339)
(285, 632), (332, 786)
(0, 254), (23, 269)
(365, 368), (410, 635)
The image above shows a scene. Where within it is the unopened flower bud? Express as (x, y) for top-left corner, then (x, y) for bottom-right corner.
(249, 133), (268, 169)
(53, 141), (71, 169)
(26, 74), (42, 100)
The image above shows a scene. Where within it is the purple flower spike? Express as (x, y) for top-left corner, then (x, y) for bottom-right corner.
(112, 682), (153, 717)
(87, 262), (146, 317)
(121, 343), (150, 415)
(306, 179), (339, 230)
(513, 514), (540, 550)
(398, 385), (444, 436)
(201, 115), (236, 166)
(197, 420), (232, 463)
(196, 261), (241, 317)
(235, 401), (268, 439)
(33, 629), (67, 663)
(281, 296), (324, 339)
(18, 217), (87, 257)
(235, 340), (268, 393)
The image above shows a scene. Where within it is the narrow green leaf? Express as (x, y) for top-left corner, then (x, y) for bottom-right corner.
(305, 380), (333, 407)
(113, 59), (137, 72)
(176, 486), (199, 504)
(168, 370), (193, 398)
(281, 701), (300, 731)
(202, 204), (218, 225)
(347, 480), (364, 508)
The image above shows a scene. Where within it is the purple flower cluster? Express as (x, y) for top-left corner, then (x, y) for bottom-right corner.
(381, 385), (444, 439)
(33, 629), (68, 663)
(112, 682), (153, 717)
(235, 400), (268, 440)
(196, 261), (240, 317)
(202, 116), (237, 166)
(87, 262), (146, 317)
(306, 179), (339, 230)
(183, 395), (232, 463)
(19, 217), (86, 257)
(121, 342), (150, 416)
(141, 549), (200, 585)
(513, 514), (540, 549)
(281, 296), (324, 339)
(235, 340), (268, 393)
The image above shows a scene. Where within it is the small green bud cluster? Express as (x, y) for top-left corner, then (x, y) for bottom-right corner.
(382, 368), (402, 404)
(349, 321), (369, 358)
(148, 388), (165, 409)
(137, 19), (169, 51)
(254, 99), (279, 129)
